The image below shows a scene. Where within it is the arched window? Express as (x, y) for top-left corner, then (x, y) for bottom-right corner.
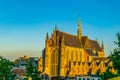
(69, 51), (71, 61)
(73, 50), (76, 61)
(76, 51), (78, 61)
(71, 50), (73, 61)
(50, 50), (58, 76)
(66, 49), (69, 61)
(80, 51), (82, 62)
(78, 51), (80, 61)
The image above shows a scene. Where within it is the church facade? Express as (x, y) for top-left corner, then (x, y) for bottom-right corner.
(38, 19), (113, 77)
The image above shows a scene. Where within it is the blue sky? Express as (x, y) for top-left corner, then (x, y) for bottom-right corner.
(0, 0), (120, 60)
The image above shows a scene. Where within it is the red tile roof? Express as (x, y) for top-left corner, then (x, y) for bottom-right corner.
(12, 68), (26, 76)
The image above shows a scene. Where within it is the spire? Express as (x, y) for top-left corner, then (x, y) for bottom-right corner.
(46, 32), (49, 47)
(46, 32), (49, 41)
(101, 40), (104, 49)
(56, 29), (59, 44)
(78, 17), (81, 27)
(77, 17), (82, 37)
(101, 40), (104, 52)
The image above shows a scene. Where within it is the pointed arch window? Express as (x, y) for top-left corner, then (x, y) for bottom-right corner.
(50, 50), (58, 76)
(71, 50), (73, 61)
(80, 51), (82, 62)
(76, 51), (78, 61)
(66, 49), (69, 61)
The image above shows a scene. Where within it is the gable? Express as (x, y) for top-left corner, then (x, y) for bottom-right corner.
(81, 36), (101, 51)
(85, 49), (96, 56)
(89, 40), (101, 51)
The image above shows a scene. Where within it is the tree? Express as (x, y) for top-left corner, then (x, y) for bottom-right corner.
(100, 67), (117, 80)
(110, 32), (120, 74)
(98, 33), (120, 80)
(26, 60), (42, 80)
(0, 56), (16, 80)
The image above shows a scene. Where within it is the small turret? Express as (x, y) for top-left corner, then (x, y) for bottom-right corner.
(61, 33), (64, 45)
(46, 32), (49, 47)
(57, 32), (60, 44)
(101, 40), (104, 52)
(46, 32), (49, 41)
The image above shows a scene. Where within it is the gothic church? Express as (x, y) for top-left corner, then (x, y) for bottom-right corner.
(38, 19), (113, 77)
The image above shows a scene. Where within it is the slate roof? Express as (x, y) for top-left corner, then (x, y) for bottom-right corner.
(58, 31), (82, 48)
(57, 30), (101, 51)
(89, 39), (101, 50)
(93, 57), (108, 61)
(85, 49), (96, 56)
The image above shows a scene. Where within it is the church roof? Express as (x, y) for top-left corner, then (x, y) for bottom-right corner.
(85, 49), (96, 56)
(89, 39), (101, 51)
(93, 57), (108, 61)
(62, 31), (82, 48)
(57, 30), (101, 51)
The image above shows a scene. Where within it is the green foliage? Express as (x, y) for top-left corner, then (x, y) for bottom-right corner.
(26, 60), (42, 80)
(98, 33), (120, 80)
(99, 33), (120, 80)
(0, 56), (16, 80)
(100, 67), (118, 80)
(114, 33), (120, 47)
(110, 32), (120, 75)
